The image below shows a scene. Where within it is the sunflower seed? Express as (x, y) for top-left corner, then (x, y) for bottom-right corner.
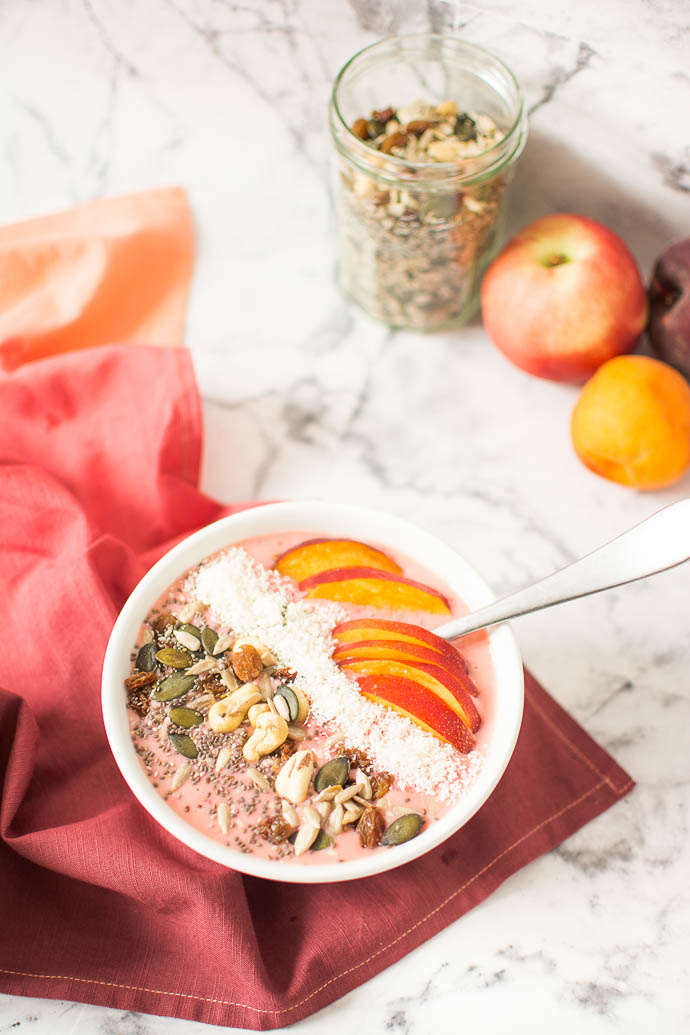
(174, 629), (201, 652)
(274, 684), (299, 721)
(287, 725), (306, 742)
(293, 821), (319, 856)
(326, 803), (344, 836)
(260, 649), (277, 667)
(357, 771), (373, 800)
(215, 746), (232, 774)
(315, 801), (332, 823)
(213, 632), (234, 656)
(178, 601), (203, 622)
(273, 694), (290, 721)
(353, 795), (371, 808)
(281, 800), (299, 827)
(334, 783), (360, 805)
(301, 804), (321, 828)
(220, 667), (238, 691)
(141, 627), (154, 645)
(171, 760), (192, 790)
(187, 693), (215, 711)
(324, 730), (345, 748)
(217, 802), (231, 835)
(342, 803), (363, 824)
(186, 657), (216, 675)
(247, 768), (272, 792)
(315, 784), (342, 802)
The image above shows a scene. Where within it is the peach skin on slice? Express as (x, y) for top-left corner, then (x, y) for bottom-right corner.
(274, 538), (401, 581)
(299, 567), (451, 614)
(357, 674), (475, 754)
(332, 618), (464, 661)
(338, 658), (480, 733)
(331, 638), (478, 697)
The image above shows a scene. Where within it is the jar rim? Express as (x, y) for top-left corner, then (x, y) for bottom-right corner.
(329, 33), (527, 186)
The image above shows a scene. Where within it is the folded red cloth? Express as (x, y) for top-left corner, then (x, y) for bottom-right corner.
(0, 345), (633, 1030)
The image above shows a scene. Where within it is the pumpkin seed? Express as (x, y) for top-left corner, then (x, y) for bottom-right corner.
(178, 623), (201, 638)
(135, 641), (158, 672)
(310, 829), (333, 851)
(381, 813), (424, 846)
(314, 756), (350, 793)
(274, 684), (299, 722)
(201, 627), (219, 654)
(153, 673), (195, 701)
(169, 706), (203, 728)
(168, 732), (198, 759)
(155, 647), (192, 669)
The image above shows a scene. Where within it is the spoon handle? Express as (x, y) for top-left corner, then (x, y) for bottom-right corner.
(434, 499), (690, 642)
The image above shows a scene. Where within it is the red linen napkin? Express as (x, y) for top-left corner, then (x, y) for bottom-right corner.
(0, 187), (194, 372)
(0, 345), (633, 1030)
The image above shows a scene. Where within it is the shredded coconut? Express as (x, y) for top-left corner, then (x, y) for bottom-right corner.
(192, 547), (480, 800)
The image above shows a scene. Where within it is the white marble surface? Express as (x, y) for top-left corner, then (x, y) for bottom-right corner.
(1, 0), (689, 1032)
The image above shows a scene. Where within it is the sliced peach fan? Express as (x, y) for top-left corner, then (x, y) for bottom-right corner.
(332, 639), (478, 697)
(299, 567), (451, 614)
(357, 674), (475, 754)
(274, 537), (402, 581)
(339, 657), (481, 734)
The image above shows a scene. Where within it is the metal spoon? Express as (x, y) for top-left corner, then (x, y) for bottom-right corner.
(434, 498), (690, 642)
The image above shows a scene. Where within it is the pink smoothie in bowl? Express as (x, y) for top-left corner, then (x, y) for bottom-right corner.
(102, 503), (524, 883)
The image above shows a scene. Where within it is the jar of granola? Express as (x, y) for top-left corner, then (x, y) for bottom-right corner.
(328, 35), (528, 331)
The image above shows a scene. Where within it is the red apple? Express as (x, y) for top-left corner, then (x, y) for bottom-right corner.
(357, 674), (475, 753)
(274, 537), (401, 581)
(300, 567), (451, 614)
(481, 213), (647, 382)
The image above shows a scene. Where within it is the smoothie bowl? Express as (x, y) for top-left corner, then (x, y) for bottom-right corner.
(102, 502), (524, 883)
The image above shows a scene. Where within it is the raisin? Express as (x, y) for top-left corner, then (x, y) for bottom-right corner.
(357, 806), (385, 848)
(257, 816), (292, 845)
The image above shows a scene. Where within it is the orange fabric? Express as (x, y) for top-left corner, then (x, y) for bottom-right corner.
(0, 187), (194, 371)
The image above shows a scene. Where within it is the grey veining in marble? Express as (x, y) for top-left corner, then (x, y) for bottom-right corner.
(0, 0), (689, 1032)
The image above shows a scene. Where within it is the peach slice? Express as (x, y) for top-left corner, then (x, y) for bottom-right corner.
(357, 674), (475, 754)
(274, 538), (401, 581)
(299, 568), (451, 614)
(331, 639), (478, 696)
(338, 658), (480, 733)
(333, 618), (462, 658)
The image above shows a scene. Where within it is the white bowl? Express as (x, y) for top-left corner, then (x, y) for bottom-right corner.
(102, 501), (524, 883)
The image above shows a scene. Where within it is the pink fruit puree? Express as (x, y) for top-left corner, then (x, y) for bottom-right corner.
(127, 532), (496, 867)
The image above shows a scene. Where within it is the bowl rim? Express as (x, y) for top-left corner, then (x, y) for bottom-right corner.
(101, 501), (524, 884)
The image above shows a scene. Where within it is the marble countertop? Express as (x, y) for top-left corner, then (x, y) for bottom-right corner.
(1, 0), (689, 1032)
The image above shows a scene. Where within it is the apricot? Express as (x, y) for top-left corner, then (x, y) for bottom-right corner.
(571, 355), (690, 490)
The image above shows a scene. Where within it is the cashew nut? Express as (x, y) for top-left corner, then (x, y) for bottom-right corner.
(208, 684), (261, 733)
(274, 749), (314, 804)
(248, 702), (270, 726)
(243, 711), (289, 762)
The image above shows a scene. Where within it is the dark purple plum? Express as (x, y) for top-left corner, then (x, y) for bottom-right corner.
(648, 238), (690, 379)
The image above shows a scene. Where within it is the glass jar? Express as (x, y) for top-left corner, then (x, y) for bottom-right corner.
(329, 34), (528, 331)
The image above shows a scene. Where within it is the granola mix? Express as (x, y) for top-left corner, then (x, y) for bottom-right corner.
(334, 99), (509, 330)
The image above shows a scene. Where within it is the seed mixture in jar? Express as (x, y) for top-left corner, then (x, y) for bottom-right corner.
(333, 99), (508, 330)
(126, 533), (495, 866)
